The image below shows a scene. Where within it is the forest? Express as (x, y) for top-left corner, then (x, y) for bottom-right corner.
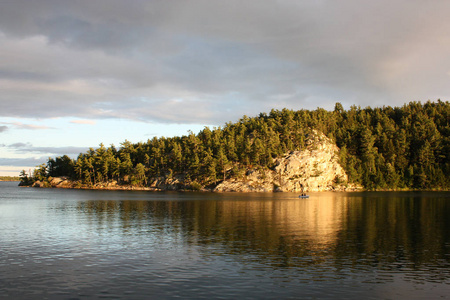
(20, 100), (449, 191)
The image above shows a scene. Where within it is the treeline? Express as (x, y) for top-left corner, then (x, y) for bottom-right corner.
(0, 176), (20, 181)
(21, 100), (449, 190)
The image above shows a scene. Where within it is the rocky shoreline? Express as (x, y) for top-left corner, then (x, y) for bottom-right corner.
(24, 178), (361, 192)
(25, 177), (164, 191)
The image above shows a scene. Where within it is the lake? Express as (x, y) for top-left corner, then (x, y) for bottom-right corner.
(1, 181), (449, 299)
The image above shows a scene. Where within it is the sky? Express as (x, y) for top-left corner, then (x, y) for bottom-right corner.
(1, 0), (450, 176)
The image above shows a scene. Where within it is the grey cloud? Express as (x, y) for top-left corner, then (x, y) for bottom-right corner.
(32, 146), (90, 155)
(37, 15), (154, 55)
(9, 145), (90, 156)
(0, 157), (50, 167)
(1, 142), (90, 158)
(0, 126), (8, 133)
(0, 0), (449, 124)
(8, 142), (31, 148)
(14, 123), (53, 130)
(0, 121), (53, 130)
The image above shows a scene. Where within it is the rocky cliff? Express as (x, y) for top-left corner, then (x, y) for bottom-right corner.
(214, 131), (360, 192)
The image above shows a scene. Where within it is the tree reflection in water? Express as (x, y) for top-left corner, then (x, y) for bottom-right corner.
(76, 191), (450, 283)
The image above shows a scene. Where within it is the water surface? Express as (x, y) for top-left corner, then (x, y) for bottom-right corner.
(1, 182), (449, 299)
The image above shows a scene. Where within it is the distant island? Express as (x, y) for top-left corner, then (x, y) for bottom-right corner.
(19, 101), (449, 192)
(0, 176), (20, 182)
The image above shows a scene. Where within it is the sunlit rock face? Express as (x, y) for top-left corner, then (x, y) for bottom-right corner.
(273, 131), (349, 192)
(214, 131), (359, 192)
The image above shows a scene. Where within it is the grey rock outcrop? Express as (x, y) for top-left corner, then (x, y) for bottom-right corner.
(32, 180), (44, 187)
(49, 176), (73, 188)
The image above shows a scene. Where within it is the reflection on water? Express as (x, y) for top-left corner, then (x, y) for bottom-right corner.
(77, 193), (450, 278)
(1, 183), (449, 299)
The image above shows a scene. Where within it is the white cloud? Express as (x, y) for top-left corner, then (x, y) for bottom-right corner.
(70, 119), (96, 125)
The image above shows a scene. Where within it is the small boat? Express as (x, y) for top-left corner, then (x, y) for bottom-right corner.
(298, 195), (309, 198)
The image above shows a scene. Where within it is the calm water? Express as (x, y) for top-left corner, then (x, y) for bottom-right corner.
(1, 181), (449, 299)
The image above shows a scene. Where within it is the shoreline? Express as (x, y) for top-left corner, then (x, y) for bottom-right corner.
(19, 182), (449, 193)
(21, 176), (362, 193)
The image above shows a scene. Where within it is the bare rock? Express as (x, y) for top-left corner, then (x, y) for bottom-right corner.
(49, 176), (73, 188)
(32, 181), (43, 187)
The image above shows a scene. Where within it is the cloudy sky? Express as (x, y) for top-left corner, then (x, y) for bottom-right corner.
(1, 0), (449, 176)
